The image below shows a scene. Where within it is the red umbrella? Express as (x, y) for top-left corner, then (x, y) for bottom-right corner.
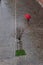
(24, 14), (31, 21)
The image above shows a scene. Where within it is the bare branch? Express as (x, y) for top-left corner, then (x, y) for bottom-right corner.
(16, 27), (24, 40)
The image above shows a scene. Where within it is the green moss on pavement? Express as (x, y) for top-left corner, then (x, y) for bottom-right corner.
(15, 49), (26, 56)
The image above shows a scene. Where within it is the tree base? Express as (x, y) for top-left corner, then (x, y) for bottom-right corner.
(15, 49), (26, 56)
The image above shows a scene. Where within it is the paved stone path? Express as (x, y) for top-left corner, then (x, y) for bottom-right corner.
(0, 0), (43, 65)
(16, 0), (43, 65)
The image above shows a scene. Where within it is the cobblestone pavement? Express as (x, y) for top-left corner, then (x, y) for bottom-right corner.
(16, 0), (43, 65)
(0, 0), (43, 65)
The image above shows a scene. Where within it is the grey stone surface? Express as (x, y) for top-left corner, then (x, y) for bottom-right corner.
(0, 0), (43, 65)
(0, 0), (17, 65)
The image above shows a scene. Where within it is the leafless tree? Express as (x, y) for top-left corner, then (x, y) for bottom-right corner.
(16, 27), (24, 50)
